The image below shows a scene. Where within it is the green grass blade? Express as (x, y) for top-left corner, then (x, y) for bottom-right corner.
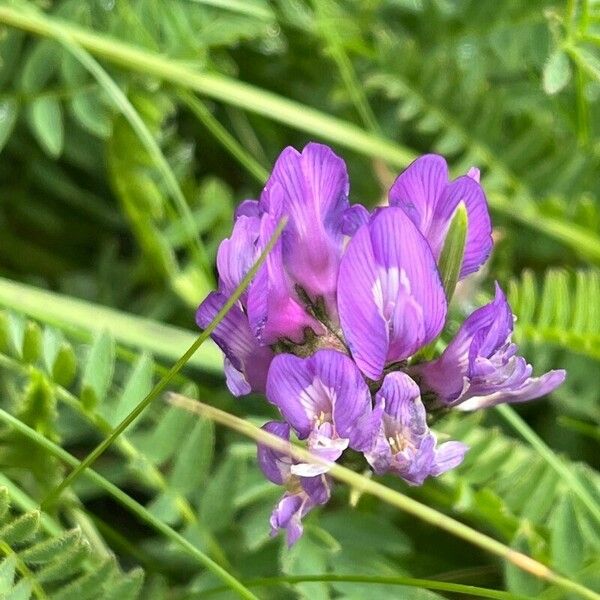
(0, 276), (222, 372)
(184, 0), (274, 21)
(0, 410), (258, 600)
(0, 5), (415, 167)
(178, 90), (268, 184)
(202, 574), (533, 600)
(40, 217), (286, 509)
(169, 394), (600, 600)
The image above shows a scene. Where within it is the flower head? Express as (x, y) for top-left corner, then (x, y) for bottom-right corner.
(415, 284), (566, 409)
(257, 421), (331, 546)
(366, 372), (467, 485)
(197, 143), (566, 546)
(266, 350), (381, 476)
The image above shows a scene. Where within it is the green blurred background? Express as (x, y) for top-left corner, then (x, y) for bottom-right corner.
(0, 1), (598, 598)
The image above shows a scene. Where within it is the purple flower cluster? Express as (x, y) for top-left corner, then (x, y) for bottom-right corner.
(197, 143), (565, 547)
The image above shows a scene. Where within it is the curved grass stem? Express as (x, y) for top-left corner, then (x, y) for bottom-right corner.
(168, 395), (600, 600)
(201, 574), (533, 600)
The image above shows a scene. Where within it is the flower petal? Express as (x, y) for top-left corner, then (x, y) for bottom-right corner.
(389, 154), (492, 278)
(266, 350), (375, 450)
(264, 143), (349, 309)
(434, 176), (492, 277)
(341, 203), (370, 236)
(257, 421), (292, 485)
(430, 441), (469, 476)
(388, 154), (448, 232)
(216, 214), (260, 297)
(290, 429), (349, 477)
(270, 494), (304, 547)
(376, 371), (426, 434)
(266, 353), (323, 437)
(417, 283), (566, 408)
(457, 369), (566, 410)
(338, 207), (447, 379)
(247, 211), (321, 344)
(223, 358), (251, 396)
(196, 291), (272, 395)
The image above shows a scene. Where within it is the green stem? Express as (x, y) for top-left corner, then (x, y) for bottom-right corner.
(201, 574), (533, 600)
(168, 395), (600, 600)
(495, 405), (600, 526)
(40, 217), (286, 509)
(178, 90), (268, 184)
(0, 409), (258, 600)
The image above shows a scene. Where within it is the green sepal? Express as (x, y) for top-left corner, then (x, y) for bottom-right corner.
(437, 202), (468, 303)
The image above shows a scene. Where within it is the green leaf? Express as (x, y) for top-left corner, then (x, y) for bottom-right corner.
(281, 527), (332, 600)
(0, 489), (9, 520)
(136, 406), (196, 464)
(17, 373), (57, 440)
(52, 342), (77, 388)
(169, 416), (214, 495)
(437, 202), (468, 302)
(34, 543), (90, 584)
(22, 321), (42, 364)
(504, 530), (545, 596)
(110, 352), (154, 427)
(28, 97), (64, 158)
(51, 558), (115, 600)
(102, 568), (144, 600)
(551, 494), (585, 576)
(0, 99), (18, 153)
(508, 269), (600, 361)
(4, 580), (32, 600)
(543, 50), (572, 95)
(0, 555), (17, 593)
(20, 529), (83, 564)
(199, 453), (245, 532)
(20, 39), (60, 92)
(80, 330), (115, 410)
(70, 90), (112, 138)
(0, 511), (40, 545)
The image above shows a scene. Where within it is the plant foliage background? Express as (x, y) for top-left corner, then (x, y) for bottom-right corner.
(0, 0), (599, 598)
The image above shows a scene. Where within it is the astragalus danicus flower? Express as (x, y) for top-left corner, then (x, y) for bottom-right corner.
(197, 143), (565, 546)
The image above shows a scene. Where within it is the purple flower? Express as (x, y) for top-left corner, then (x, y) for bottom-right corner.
(257, 421), (331, 546)
(266, 350), (381, 476)
(196, 292), (273, 395)
(215, 212), (261, 299)
(389, 154), (492, 278)
(263, 143), (349, 313)
(366, 372), (467, 485)
(415, 283), (566, 410)
(246, 143), (350, 345)
(247, 208), (323, 345)
(338, 207), (447, 380)
(195, 143), (567, 546)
